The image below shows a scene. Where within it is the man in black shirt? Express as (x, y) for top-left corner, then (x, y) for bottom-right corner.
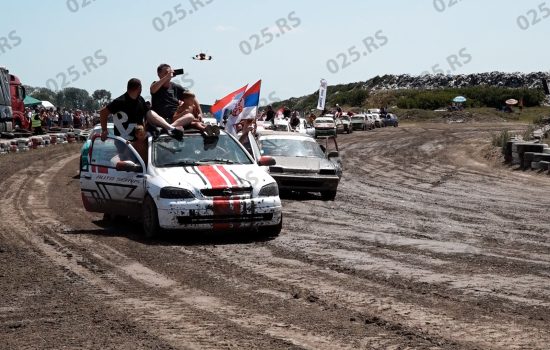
(151, 64), (203, 124)
(263, 105), (275, 124)
(100, 78), (181, 141)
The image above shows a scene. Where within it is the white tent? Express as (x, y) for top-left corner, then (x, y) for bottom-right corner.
(41, 100), (55, 109)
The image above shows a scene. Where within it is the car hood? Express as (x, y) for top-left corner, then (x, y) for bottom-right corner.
(150, 164), (274, 191)
(270, 156), (334, 173)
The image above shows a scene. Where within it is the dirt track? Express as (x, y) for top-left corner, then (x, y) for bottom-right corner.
(1, 123), (549, 350)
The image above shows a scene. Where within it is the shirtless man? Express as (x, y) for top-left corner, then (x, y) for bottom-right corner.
(130, 124), (148, 165)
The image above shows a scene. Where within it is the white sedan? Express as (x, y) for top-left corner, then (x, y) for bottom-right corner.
(80, 131), (282, 238)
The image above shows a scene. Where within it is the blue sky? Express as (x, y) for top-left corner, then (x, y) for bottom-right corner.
(1, 0), (549, 105)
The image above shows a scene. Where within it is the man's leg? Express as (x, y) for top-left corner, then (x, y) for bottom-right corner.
(171, 113), (195, 129)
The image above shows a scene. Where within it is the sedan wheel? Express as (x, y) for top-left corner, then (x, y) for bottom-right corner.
(262, 215), (282, 237)
(321, 190), (337, 201)
(143, 196), (160, 239)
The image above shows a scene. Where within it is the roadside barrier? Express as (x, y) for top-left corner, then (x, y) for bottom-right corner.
(0, 128), (89, 154)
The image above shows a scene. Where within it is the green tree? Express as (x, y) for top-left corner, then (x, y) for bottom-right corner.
(30, 87), (56, 103)
(92, 89), (111, 107)
(61, 87), (92, 110)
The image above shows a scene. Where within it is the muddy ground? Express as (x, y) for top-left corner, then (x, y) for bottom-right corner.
(1, 123), (549, 349)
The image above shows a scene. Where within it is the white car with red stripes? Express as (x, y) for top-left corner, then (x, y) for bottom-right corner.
(80, 130), (282, 238)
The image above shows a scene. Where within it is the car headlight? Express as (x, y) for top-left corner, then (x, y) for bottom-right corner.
(258, 182), (279, 197)
(159, 187), (195, 199)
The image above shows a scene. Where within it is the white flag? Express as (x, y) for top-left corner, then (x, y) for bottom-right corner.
(317, 79), (328, 110)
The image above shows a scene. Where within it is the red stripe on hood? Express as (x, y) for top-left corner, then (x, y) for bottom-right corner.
(197, 165), (227, 189)
(216, 165), (238, 186)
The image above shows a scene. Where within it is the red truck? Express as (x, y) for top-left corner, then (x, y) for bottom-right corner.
(0, 67), (28, 133)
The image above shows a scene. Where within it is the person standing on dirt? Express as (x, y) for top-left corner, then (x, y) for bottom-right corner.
(99, 78), (182, 142)
(32, 110), (44, 135)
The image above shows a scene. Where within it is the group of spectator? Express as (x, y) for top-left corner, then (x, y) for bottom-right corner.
(26, 106), (97, 134)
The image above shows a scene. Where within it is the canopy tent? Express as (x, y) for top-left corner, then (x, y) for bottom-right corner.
(41, 100), (55, 109)
(23, 95), (42, 106)
(452, 96), (467, 103)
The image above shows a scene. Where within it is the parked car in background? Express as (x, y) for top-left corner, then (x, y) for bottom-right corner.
(202, 117), (218, 126)
(293, 118), (315, 137)
(350, 114), (369, 131)
(314, 116), (337, 138)
(370, 113), (383, 128)
(365, 114), (376, 129)
(273, 118), (290, 132)
(257, 131), (342, 200)
(339, 115), (353, 134)
(383, 113), (399, 127)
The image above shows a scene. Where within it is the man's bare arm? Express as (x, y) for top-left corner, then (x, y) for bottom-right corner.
(99, 107), (110, 140)
(150, 69), (173, 94)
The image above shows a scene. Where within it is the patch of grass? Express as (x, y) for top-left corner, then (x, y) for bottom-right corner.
(491, 130), (511, 154)
(522, 125), (535, 141)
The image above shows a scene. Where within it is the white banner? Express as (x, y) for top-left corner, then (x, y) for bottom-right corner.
(316, 79), (328, 110)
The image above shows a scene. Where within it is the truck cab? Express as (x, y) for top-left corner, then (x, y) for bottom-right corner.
(9, 74), (27, 129)
(0, 67), (28, 133)
(0, 67), (12, 133)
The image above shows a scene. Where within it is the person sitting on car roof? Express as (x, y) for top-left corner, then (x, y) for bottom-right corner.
(99, 78), (182, 142)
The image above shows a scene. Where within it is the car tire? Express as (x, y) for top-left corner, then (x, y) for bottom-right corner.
(262, 215), (282, 237)
(321, 190), (337, 201)
(394, 122), (398, 127)
(143, 196), (160, 239)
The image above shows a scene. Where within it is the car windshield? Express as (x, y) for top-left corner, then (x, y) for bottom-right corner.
(273, 124), (289, 131)
(152, 133), (252, 167)
(341, 116), (350, 121)
(259, 138), (325, 158)
(351, 116), (363, 121)
(315, 119), (333, 125)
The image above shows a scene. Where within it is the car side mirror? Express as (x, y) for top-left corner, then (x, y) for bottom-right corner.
(116, 161), (142, 173)
(258, 156), (276, 166)
(327, 151), (339, 158)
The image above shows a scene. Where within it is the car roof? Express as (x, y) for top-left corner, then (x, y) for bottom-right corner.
(257, 131), (314, 140)
(316, 116), (334, 121)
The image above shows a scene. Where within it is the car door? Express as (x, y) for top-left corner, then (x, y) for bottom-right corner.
(80, 135), (146, 216)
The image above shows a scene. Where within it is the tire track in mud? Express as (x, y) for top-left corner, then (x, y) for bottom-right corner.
(3, 123), (549, 349)
(4, 154), (380, 349)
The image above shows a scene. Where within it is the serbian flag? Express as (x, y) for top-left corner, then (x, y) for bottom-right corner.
(212, 84), (248, 122)
(236, 80), (262, 122)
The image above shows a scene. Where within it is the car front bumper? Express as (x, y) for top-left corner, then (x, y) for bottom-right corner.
(157, 196), (282, 231)
(315, 128), (336, 137)
(271, 173), (340, 193)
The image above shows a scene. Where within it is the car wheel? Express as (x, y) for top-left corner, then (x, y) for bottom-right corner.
(262, 215), (282, 237)
(321, 190), (337, 201)
(394, 122), (398, 127)
(143, 196), (160, 239)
